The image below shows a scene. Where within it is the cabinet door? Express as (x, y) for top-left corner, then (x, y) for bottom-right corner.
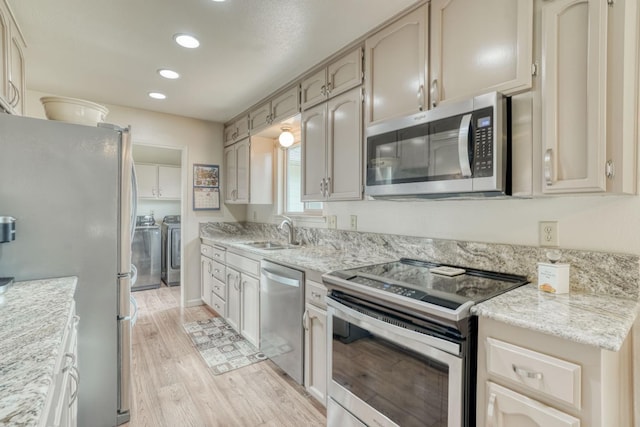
(240, 274), (260, 348)
(226, 268), (241, 332)
(235, 138), (250, 203)
(327, 48), (363, 99)
(301, 103), (327, 201)
(201, 256), (212, 307)
(249, 136), (273, 205)
(364, 5), (427, 126)
(485, 382), (580, 427)
(0, 5), (9, 108)
(327, 88), (362, 201)
(135, 164), (157, 198)
(304, 304), (327, 406)
(541, 0), (608, 193)
(224, 124), (236, 146)
(430, 0), (533, 107)
(223, 145), (237, 202)
(158, 166), (181, 199)
(271, 85), (300, 123)
(8, 32), (25, 115)
(250, 101), (272, 133)
(301, 68), (327, 110)
(235, 115), (250, 141)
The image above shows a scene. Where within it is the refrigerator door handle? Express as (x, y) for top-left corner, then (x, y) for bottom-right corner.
(118, 317), (131, 416)
(119, 127), (134, 275)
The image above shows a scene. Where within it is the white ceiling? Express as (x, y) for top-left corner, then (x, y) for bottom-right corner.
(8, 0), (417, 123)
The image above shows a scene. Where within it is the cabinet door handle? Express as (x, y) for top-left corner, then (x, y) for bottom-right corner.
(151, 188), (156, 196)
(69, 365), (80, 406)
(319, 179), (325, 196)
(326, 81), (333, 95)
(430, 79), (439, 108)
(544, 148), (554, 186)
(325, 176), (331, 197)
(311, 291), (322, 300)
(486, 392), (497, 427)
(418, 84), (425, 111)
(320, 84), (326, 97)
(512, 364), (543, 380)
(158, 186), (162, 197)
(302, 310), (309, 330)
(207, 262), (212, 274)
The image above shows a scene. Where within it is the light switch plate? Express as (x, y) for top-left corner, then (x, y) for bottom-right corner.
(350, 215), (357, 231)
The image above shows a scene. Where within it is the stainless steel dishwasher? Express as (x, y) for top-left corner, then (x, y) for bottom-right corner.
(260, 260), (305, 384)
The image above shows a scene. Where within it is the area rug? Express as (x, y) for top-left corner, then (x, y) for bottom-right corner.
(183, 317), (267, 375)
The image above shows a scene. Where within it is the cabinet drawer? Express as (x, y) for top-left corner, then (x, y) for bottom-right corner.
(211, 245), (226, 262)
(305, 280), (327, 309)
(211, 293), (226, 317)
(226, 252), (259, 276)
(212, 278), (226, 300)
(212, 260), (226, 283)
(201, 244), (213, 258)
(486, 337), (581, 408)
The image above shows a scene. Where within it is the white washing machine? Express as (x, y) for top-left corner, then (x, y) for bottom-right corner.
(161, 215), (181, 286)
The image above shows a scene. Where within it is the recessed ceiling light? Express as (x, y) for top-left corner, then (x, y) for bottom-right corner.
(158, 69), (180, 79)
(212, 0), (226, 2)
(148, 92), (167, 100)
(174, 33), (200, 49)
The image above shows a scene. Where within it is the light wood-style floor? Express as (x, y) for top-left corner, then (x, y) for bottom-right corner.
(123, 285), (326, 427)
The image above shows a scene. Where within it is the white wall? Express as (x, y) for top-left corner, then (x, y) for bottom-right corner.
(26, 90), (247, 306)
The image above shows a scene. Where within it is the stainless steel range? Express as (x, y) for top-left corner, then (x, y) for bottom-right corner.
(322, 258), (528, 427)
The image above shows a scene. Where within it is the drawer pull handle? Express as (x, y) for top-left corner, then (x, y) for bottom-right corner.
(311, 291), (322, 299)
(486, 392), (497, 427)
(512, 364), (543, 380)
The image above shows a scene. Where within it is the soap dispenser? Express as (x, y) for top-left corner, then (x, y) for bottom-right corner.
(537, 250), (570, 294)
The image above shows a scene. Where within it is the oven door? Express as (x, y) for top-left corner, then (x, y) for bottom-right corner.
(327, 297), (463, 427)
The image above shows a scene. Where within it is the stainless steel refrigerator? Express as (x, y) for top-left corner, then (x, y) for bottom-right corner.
(0, 113), (136, 426)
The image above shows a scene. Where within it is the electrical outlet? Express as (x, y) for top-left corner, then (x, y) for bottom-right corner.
(539, 221), (559, 247)
(350, 215), (357, 231)
(327, 215), (337, 229)
(252, 211), (257, 221)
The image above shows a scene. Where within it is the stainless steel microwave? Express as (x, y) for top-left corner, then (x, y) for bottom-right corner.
(365, 92), (509, 198)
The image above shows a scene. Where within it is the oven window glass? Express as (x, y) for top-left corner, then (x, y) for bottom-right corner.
(366, 113), (471, 186)
(332, 320), (449, 427)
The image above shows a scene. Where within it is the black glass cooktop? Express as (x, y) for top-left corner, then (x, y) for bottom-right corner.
(326, 258), (529, 309)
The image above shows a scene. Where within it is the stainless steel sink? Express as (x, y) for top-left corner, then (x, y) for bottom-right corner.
(240, 240), (300, 250)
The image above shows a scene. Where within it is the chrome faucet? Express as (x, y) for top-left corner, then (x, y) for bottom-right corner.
(278, 215), (298, 245)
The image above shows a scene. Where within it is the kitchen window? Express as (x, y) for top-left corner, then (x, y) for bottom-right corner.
(283, 143), (322, 215)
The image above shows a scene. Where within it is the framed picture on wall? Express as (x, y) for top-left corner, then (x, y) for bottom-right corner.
(193, 164), (220, 210)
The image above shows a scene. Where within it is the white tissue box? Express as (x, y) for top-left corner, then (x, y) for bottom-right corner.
(537, 262), (570, 294)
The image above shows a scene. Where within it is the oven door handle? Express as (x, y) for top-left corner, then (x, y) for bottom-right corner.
(327, 297), (461, 357)
(458, 113), (473, 178)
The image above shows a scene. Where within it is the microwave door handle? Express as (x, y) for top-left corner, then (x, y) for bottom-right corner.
(457, 113), (473, 177)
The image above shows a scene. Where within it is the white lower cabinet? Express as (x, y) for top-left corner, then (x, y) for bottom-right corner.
(201, 244), (226, 314)
(226, 267), (241, 331)
(303, 279), (328, 406)
(485, 382), (580, 427)
(43, 305), (79, 427)
(240, 274), (260, 348)
(225, 252), (261, 347)
(477, 317), (634, 427)
(200, 254), (213, 307)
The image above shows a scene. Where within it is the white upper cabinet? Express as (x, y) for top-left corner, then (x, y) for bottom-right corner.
(249, 85), (300, 133)
(135, 164), (181, 200)
(301, 47), (363, 110)
(224, 138), (250, 204)
(224, 137), (273, 205)
(429, 0), (533, 107)
(0, 1), (25, 115)
(302, 87), (362, 202)
(364, 5), (428, 126)
(539, 0), (637, 195)
(224, 115), (250, 146)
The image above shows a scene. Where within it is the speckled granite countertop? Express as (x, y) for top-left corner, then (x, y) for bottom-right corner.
(0, 277), (77, 426)
(472, 284), (640, 352)
(200, 236), (395, 278)
(201, 222), (640, 352)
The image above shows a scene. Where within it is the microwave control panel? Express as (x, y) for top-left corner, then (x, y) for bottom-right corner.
(472, 107), (494, 178)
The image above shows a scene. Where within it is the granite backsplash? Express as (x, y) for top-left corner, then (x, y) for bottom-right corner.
(200, 221), (640, 300)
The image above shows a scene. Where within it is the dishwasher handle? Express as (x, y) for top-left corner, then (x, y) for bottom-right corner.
(261, 268), (301, 288)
